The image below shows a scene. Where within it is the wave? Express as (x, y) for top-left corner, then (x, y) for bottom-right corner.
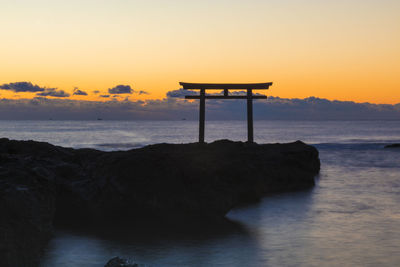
(314, 142), (400, 151)
(95, 142), (146, 149)
(92, 141), (400, 152)
(335, 138), (400, 144)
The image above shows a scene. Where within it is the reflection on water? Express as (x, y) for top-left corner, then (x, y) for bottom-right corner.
(41, 218), (255, 267)
(1, 120), (398, 266)
(40, 149), (400, 267)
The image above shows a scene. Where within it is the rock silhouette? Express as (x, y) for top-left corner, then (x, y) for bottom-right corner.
(104, 257), (138, 267)
(0, 138), (319, 266)
(384, 143), (400, 148)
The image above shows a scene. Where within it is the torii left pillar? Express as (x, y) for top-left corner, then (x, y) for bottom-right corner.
(199, 89), (205, 143)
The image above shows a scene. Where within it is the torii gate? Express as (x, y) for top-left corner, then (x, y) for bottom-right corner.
(180, 82), (273, 143)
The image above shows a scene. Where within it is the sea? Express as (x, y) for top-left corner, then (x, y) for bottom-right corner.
(1, 120), (399, 267)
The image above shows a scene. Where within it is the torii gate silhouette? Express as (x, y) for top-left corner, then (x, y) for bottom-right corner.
(180, 82), (273, 143)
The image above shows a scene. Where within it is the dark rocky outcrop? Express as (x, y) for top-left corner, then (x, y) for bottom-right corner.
(0, 138), (320, 266)
(104, 257), (138, 267)
(385, 143), (400, 148)
(0, 153), (56, 267)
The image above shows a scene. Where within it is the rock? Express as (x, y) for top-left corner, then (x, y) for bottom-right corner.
(68, 139), (320, 221)
(385, 143), (400, 148)
(0, 150), (56, 267)
(0, 138), (320, 266)
(104, 257), (138, 267)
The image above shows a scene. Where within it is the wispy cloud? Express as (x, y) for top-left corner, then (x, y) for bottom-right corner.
(167, 89), (197, 98)
(36, 88), (70, 98)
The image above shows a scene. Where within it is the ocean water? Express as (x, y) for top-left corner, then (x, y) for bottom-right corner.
(1, 120), (399, 267)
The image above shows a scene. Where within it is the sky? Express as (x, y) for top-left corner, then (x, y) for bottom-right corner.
(0, 0), (399, 104)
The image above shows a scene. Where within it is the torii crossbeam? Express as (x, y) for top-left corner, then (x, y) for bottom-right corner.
(180, 82), (273, 143)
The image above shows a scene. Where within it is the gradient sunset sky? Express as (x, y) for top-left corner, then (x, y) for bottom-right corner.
(1, 0), (399, 103)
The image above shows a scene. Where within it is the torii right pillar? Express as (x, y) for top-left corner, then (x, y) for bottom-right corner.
(247, 89), (254, 143)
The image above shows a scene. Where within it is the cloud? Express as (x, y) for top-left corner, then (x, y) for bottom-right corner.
(100, 95), (110, 98)
(108, 85), (133, 94)
(0, 90), (399, 120)
(166, 89), (265, 98)
(36, 88), (70, 97)
(0, 82), (47, 92)
(167, 89), (197, 98)
(73, 88), (88, 96)
(0, 97), (196, 120)
(229, 90), (265, 96)
(93, 90), (100, 94)
(138, 90), (149, 95)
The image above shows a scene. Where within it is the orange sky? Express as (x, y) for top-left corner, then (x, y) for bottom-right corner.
(1, 0), (399, 104)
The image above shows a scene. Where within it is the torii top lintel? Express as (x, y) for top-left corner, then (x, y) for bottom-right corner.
(179, 82), (273, 90)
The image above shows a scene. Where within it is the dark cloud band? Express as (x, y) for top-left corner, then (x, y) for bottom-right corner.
(0, 93), (398, 120)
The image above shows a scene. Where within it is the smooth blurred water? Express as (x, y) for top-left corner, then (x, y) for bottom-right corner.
(1, 120), (399, 266)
